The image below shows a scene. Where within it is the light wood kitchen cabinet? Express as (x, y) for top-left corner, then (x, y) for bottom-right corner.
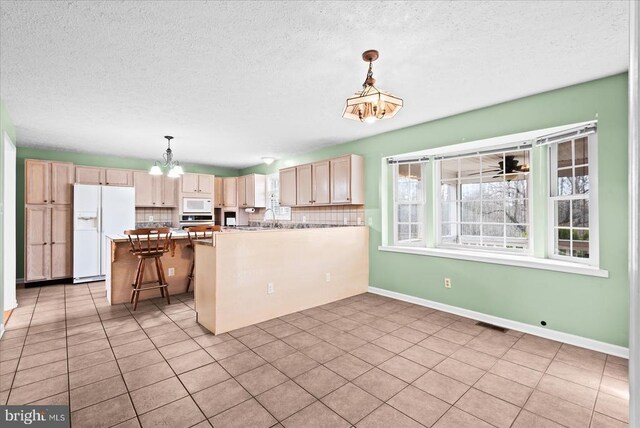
(25, 205), (72, 281)
(75, 166), (104, 185)
(133, 171), (177, 207)
(133, 171), (154, 206)
(76, 166), (133, 186)
(105, 169), (133, 186)
(50, 206), (72, 278)
(25, 159), (74, 282)
(50, 163), (74, 204)
(214, 177), (224, 207)
(279, 167), (297, 206)
(223, 177), (237, 207)
(182, 173), (214, 196)
(26, 160), (74, 205)
(236, 174), (266, 207)
(312, 161), (330, 205)
(296, 164), (312, 206)
(26, 160), (50, 204)
(295, 162), (329, 206)
(25, 206), (50, 281)
(278, 154), (364, 207)
(237, 176), (246, 207)
(330, 154), (364, 204)
(162, 176), (177, 207)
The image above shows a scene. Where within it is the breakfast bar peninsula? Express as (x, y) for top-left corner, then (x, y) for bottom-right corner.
(194, 226), (369, 334)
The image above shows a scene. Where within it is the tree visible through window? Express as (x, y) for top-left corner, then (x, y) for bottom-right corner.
(439, 150), (531, 251)
(394, 163), (424, 244)
(550, 137), (590, 259)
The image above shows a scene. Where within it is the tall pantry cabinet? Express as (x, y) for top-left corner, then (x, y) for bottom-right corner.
(25, 160), (74, 281)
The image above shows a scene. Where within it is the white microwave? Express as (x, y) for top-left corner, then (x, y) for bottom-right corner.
(183, 198), (212, 213)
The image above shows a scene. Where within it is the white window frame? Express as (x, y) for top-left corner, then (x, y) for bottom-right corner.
(435, 149), (533, 255)
(393, 162), (426, 246)
(265, 173), (291, 221)
(547, 133), (599, 266)
(379, 121), (607, 277)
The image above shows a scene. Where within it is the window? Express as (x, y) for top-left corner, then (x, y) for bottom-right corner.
(382, 122), (604, 276)
(265, 173), (291, 221)
(438, 149), (531, 252)
(393, 163), (424, 245)
(549, 135), (595, 263)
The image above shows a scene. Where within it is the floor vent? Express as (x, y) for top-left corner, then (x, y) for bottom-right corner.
(475, 321), (508, 333)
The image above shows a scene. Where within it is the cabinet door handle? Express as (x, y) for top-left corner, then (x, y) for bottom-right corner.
(51, 242), (55, 245)
(43, 242), (47, 246)
(162, 202), (165, 205)
(44, 199), (48, 203)
(106, 182), (109, 185)
(99, 182), (102, 185)
(51, 200), (55, 203)
(346, 198), (350, 201)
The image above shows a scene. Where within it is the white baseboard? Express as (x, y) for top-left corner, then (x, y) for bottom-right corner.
(369, 286), (629, 359)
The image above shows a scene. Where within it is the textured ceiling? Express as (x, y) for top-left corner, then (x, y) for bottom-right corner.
(0, 1), (629, 169)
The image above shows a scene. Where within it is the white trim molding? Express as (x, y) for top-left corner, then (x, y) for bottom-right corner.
(369, 286), (628, 358)
(628, 0), (639, 425)
(378, 245), (609, 278)
(0, 323), (5, 339)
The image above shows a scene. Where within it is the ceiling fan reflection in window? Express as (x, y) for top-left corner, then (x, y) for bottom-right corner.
(468, 155), (530, 179)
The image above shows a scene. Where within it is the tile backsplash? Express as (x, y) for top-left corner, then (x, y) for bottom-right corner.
(248, 205), (365, 226)
(135, 208), (174, 227)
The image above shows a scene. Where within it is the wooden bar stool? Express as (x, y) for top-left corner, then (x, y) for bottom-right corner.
(124, 227), (172, 310)
(185, 224), (221, 293)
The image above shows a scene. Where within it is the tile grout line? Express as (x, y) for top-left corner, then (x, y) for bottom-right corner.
(84, 282), (143, 427)
(5, 287), (41, 403)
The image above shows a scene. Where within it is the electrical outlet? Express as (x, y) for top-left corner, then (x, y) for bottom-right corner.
(267, 282), (274, 294)
(325, 273), (331, 282)
(368, 217), (373, 226)
(148, 215), (154, 222)
(444, 278), (452, 288)
(357, 217), (362, 225)
(302, 216), (307, 223)
(168, 268), (175, 277)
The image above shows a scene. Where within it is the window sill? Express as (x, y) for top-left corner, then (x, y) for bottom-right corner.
(378, 245), (609, 278)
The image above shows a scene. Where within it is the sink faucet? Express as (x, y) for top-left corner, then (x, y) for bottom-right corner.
(264, 208), (278, 228)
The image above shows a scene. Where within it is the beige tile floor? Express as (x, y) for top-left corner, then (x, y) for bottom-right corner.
(0, 283), (630, 428)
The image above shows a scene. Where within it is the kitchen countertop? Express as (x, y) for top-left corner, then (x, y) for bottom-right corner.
(106, 224), (367, 243)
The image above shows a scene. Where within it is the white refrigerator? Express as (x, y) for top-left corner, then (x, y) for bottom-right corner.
(73, 184), (136, 283)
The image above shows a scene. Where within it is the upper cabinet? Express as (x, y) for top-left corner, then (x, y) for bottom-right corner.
(278, 154), (364, 207)
(133, 171), (177, 207)
(295, 162), (329, 206)
(26, 160), (74, 205)
(105, 169), (133, 186)
(279, 167), (297, 206)
(222, 177), (237, 207)
(330, 155), (364, 205)
(214, 177), (224, 208)
(75, 166), (132, 186)
(237, 174), (266, 208)
(181, 173), (214, 196)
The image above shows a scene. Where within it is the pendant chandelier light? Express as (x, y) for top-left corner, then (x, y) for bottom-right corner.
(149, 136), (184, 177)
(343, 50), (403, 123)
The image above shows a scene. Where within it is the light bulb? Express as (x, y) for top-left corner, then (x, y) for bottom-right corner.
(149, 164), (163, 175)
(172, 164), (184, 175)
(365, 116), (376, 124)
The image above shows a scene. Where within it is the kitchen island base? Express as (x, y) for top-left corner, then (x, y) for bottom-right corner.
(194, 226), (369, 334)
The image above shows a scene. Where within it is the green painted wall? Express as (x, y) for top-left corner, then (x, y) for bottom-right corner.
(15, 147), (239, 279)
(1, 101), (17, 320)
(241, 73), (629, 347)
